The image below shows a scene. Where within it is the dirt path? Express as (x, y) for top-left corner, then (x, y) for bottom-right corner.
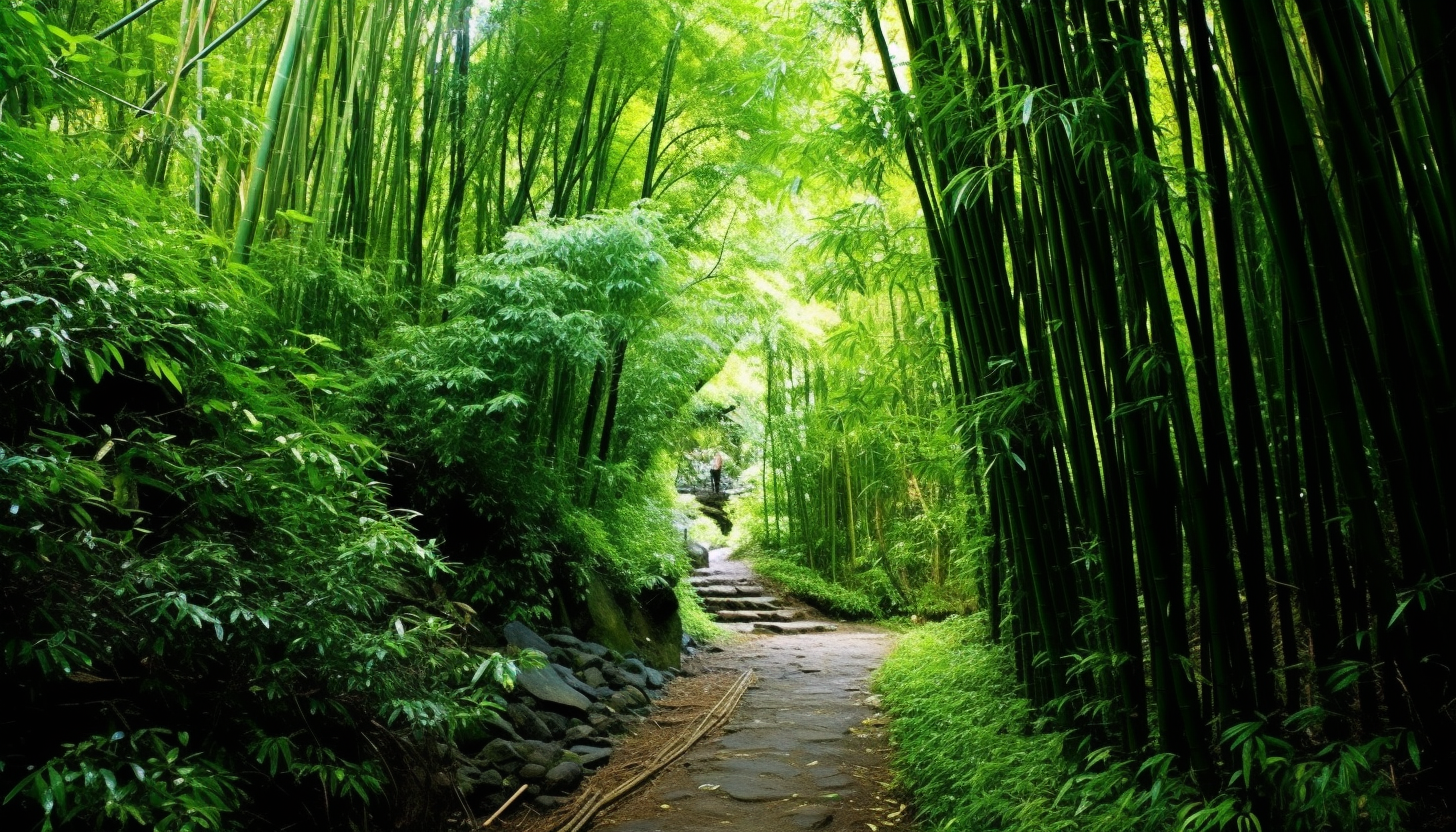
(591, 550), (912, 832)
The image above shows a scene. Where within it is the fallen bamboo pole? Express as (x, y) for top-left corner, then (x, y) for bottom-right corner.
(484, 783), (531, 827)
(549, 669), (754, 832)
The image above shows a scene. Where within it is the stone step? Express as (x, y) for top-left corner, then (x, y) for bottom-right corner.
(702, 595), (782, 611)
(695, 584), (768, 598)
(688, 576), (758, 588)
(753, 620), (839, 634)
(713, 609), (800, 623)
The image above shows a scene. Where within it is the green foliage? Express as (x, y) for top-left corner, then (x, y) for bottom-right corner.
(358, 209), (689, 618)
(875, 616), (1184, 832)
(0, 124), (518, 830)
(5, 730), (239, 832)
(745, 548), (883, 620)
(727, 192), (984, 622)
(877, 617), (1412, 832)
(674, 580), (727, 644)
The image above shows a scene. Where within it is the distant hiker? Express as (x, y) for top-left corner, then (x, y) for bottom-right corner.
(710, 451), (725, 493)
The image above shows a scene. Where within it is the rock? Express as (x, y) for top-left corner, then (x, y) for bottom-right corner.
(544, 633), (585, 650)
(553, 664), (603, 700)
(519, 740), (560, 768)
(681, 632), (698, 650)
(507, 702), (553, 741)
(481, 739), (524, 765)
(786, 805), (835, 829)
(563, 724), (595, 743)
(543, 760), (584, 793)
(602, 663), (648, 690)
(568, 745), (614, 767)
(532, 795), (570, 812)
(578, 641), (611, 659)
(686, 540), (710, 569)
(504, 621), (554, 654)
(642, 666), (666, 689)
(478, 768), (504, 789)
(456, 766), (504, 795)
(717, 773), (795, 802)
(580, 667), (607, 688)
(619, 685), (649, 708)
(519, 763), (548, 780)
(514, 665), (593, 713)
(587, 714), (626, 735)
(483, 712), (523, 742)
(565, 648), (606, 671)
(566, 576), (682, 670)
(537, 709), (570, 738)
(454, 711), (522, 754)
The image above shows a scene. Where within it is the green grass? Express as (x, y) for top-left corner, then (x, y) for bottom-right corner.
(873, 616), (1177, 832)
(746, 552), (883, 619)
(676, 580), (729, 644)
(875, 617), (1413, 831)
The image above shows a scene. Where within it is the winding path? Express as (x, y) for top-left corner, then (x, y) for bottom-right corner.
(592, 548), (912, 832)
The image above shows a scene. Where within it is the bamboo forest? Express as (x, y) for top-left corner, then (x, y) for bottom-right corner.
(2, 0), (1454, 829)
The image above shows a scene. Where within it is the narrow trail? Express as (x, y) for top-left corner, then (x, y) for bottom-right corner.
(592, 548), (913, 832)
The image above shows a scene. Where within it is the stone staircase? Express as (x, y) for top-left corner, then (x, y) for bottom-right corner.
(690, 547), (839, 635)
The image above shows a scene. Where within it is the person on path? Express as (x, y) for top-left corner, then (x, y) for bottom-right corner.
(710, 451), (724, 493)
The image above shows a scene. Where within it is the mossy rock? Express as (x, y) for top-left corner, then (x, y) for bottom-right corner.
(568, 575), (681, 669)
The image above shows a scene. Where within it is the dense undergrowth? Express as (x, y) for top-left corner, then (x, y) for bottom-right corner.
(0, 123), (724, 830)
(742, 546), (882, 619)
(876, 618), (1409, 832)
(1, 125), (509, 830)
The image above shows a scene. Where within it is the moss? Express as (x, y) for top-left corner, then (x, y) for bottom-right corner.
(571, 575), (683, 668)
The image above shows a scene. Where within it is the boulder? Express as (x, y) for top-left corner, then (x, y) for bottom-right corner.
(519, 763), (548, 780)
(587, 714), (626, 735)
(543, 761), (584, 793)
(454, 711), (522, 754)
(455, 766), (503, 795)
(686, 540), (710, 569)
(544, 633), (585, 650)
(506, 702), (554, 741)
(519, 740), (561, 768)
(579, 667), (607, 688)
(504, 621), (554, 654)
(553, 663), (604, 700)
(618, 686), (649, 708)
(482, 739), (523, 764)
(514, 666), (593, 714)
(643, 666), (666, 689)
(537, 709), (570, 738)
(480, 739), (524, 773)
(563, 724), (595, 743)
(602, 663), (648, 691)
(484, 712), (524, 742)
(532, 795), (570, 812)
(565, 648), (606, 671)
(578, 641), (611, 659)
(566, 576), (682, 670)
(568, 745), (614, 767)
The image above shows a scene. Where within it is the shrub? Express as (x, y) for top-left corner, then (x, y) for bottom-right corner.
(1, 125), (518, 831)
